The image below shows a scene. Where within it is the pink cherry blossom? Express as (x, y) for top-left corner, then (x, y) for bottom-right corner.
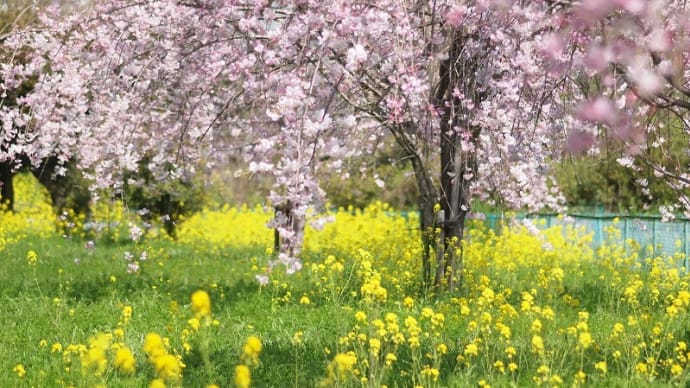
(2, 0), (690, 287)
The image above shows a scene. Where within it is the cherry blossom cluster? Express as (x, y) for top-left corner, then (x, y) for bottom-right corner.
(1, 0), (688, 254)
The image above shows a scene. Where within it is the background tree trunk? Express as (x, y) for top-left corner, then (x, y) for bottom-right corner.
(431, 30), (479, 292)
(438, 126), (467, 291)
(273, 201), (306, 258)
(30, 157), (91, 216)
(389, 122), (441, 290)
(0, 161), (14, 210)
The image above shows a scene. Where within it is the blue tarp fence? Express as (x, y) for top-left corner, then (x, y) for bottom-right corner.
(484, 212), (690, 260)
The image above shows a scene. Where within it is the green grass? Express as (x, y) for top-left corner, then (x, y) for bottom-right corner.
(4, 225), (690, 387)
(0, 235), (358, 387)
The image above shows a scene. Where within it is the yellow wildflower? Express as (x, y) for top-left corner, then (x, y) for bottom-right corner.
(114, 347), (136, 374)
(191, 290), (212, 317)
(464, 343), (479, 357)
(385, 353), (397, 366)
(671, 364), (683, 376)
(329, 352), (357, 381)
(578, 332), (593, 350)
(292, 331), (304, 346)
(13, 364), (26, 377)
(121, 305), (133, 324)
(188, 318), (200, 331)
(150, 378), (166, 388)
(532, 335), (544, 355)
(81, 346), (107, 376)
(242, 336), (262, 366)
(369, 338), (381, 355)
(611, 323), (624, 337)
(153, 354), (183, 381)
(594, 360), (607, 374)
(27, 250), (38, 266)
(550, 375), (563, 385)
(495, 323), (512, 340)
(113, 328), (125, 339)
(531, 319), (542, 334)
(354, 311), (367, 322)
(403, 296), (414, 308)
(234, 365), (251, 388)
(421, 365), (440, 381)
(574, 370), (586, 385)
(144, 333), (165, 357)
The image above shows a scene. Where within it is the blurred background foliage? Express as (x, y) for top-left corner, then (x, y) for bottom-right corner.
(556, 112), (690, 214)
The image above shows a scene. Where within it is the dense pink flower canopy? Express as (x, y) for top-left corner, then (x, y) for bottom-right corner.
(1, 0), (689, 223)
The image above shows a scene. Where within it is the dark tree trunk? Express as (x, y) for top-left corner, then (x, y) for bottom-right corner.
(414, 159), (440, 290)
(30, 156), (91, 216)
(273, 201), (306, 258)
(160, 194), (178, 238)
(387, 29), (482, 293)
(437, 125), (471, 291)
(438, 129), (465, 290)
(360, 30), (483, 293)
(389, 122), (441, 290)
(0, 157), (91, 218)
(431, 30), (480, 292)
(30, 156), (65, 210)
(0, 161), (14, 211)
(390, 120), (469, 292)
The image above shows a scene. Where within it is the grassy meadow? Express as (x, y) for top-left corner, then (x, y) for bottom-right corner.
(3, 174), (690, 387)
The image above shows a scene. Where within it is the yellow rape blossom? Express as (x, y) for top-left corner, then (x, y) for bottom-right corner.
(242, 336), (263, 366)
(385, 353), (397, 367)
(594, 360), (607, 374)
(114, 347), (136, 374)
(144, 333), (165, 357)
(671, 364), (683, 376)
(354, 311), (367, 322)
(234, 365), (251, 388)
(153, 354), (184, 382)
(421, 365), (440, 381)
(532, 335), (544, 355)
(150, 378), (166, 388)
(403, 296), (414, 308)
(26, 250), (38, 266)
(578, 332), (594, 350)
(191, 290), (212, 317)
(327, 352), (357, 382)
(292, 331), (304, 346)
(13, 364), (26, 378)
(464, 343), (479, 357)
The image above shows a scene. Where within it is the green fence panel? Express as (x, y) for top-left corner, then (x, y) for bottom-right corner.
(483, 212), (690, 269)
